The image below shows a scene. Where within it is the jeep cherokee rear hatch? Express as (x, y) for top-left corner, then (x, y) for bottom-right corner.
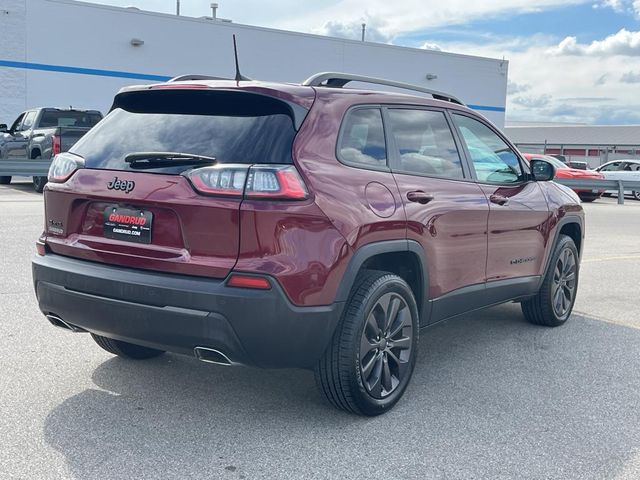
(43, 86), (310, 278)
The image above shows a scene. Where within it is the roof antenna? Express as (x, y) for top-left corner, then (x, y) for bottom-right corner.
(233, 34), (250, 81)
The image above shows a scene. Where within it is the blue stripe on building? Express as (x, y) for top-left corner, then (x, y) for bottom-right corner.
(0, 60), (506, 112)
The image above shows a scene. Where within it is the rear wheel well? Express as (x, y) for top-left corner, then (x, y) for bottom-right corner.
(360, 251), (423, 315)
(559, 222), (582, 255)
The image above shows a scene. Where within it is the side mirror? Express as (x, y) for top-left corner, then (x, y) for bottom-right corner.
(0, 124), (7, 133)
(530, 159), (555, 182)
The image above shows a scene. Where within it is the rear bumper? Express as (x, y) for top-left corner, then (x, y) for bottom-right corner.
(32, 254), (343, 369)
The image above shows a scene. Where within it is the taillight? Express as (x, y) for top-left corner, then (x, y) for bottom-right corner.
(245, 165), (308, 200)
(186, 164), (249, 197)
(186, 164), (308, 200)
(48, 152), (84, 183)
(52, 135), (61, 156)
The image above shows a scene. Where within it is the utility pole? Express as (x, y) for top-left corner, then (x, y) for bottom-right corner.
(361, 23), (366, 42)
(176, 0), (180, 15)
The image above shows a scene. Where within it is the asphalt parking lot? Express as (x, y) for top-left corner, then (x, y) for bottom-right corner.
(1, 179), (639, 480)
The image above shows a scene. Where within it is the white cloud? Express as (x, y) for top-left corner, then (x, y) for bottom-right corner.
(592, 0), (640, 16)
(593, 0), (626, 11)
(507, 80), (531, 95)
(621, 71), (640, 82)
(511, 94), (552, 108)
(548, 29), (640, 56)
(435, 35), (640, 123)
(595, 74), (609, 85)
(275, 0), (588, 38)
(420, 42), (442, 51)
(318, 17), (392, 43)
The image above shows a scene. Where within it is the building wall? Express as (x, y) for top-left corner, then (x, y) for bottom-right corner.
(517, 145), (640, 168)
(0, 0), (27, 125)
(0, 0), (508, 128)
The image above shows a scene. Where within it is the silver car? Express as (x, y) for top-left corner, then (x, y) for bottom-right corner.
(596, 159), (640, 201)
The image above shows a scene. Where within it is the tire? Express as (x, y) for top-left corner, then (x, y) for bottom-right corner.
(314, 270), (419, 416)
(579, 195), (597, 203)
(91, 333), (165, 359)
(633, 191), (640, 201)
(0, 176), (11, 185)
(31, 154), (47, 193)
(33, 176), (47, 193)
(522, 234), (579, 327)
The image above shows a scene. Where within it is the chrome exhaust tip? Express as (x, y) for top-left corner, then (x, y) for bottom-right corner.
(46, 314), (84, 333)
(194, 346), (233, 366)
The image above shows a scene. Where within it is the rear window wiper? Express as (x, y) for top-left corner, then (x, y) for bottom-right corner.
(124, 152), (217, 167)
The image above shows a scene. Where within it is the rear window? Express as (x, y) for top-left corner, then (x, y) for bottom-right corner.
(70, 90), (298, 173)
(39, 111), (102, 128)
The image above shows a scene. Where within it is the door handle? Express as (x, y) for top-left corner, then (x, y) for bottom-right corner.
(489, 194), (509, 206)
(407, 191), (434, 204)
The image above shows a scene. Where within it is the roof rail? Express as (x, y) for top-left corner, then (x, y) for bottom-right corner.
(302, 72), (464, 106)
(168, 74), (231, 82)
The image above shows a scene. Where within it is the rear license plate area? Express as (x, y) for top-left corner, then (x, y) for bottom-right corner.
(103, 206), (153, 244)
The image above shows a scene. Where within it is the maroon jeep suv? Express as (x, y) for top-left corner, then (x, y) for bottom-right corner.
(32, 73), (584, 416)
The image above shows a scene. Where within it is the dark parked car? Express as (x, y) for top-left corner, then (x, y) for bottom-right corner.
(32, 73), (584, 415)
(0, 108), (102, 191)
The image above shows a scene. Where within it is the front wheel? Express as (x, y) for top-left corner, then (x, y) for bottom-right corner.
(314, 271), (419, 416)
(633, 191), (640, 201)
(522, 234), (579, 327)
(0, 176), (11, 185)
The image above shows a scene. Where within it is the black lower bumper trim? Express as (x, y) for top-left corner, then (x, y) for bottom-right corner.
(32, 254), (343, 369)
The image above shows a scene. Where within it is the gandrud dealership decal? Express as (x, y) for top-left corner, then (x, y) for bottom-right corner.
(103, 207), (153, 244)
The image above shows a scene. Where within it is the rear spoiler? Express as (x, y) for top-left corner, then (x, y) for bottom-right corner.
(110, 87), (310, 130)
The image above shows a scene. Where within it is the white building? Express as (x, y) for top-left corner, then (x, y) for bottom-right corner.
(1, 0), (508, 127)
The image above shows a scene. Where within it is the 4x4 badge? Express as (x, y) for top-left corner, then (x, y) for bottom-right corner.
(107, 177), (135, 194)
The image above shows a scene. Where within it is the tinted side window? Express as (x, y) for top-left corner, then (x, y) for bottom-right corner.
(453, 114), (524, 183)
(338, 108), (387, 167)
(10, 113), (25, 132)
(21, 111), (37, 130)
(600, 162), (621, 172)
(388, 109), (464, 179)
(621, 162), (640, 171)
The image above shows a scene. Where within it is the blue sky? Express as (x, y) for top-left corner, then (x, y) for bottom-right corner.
(395, 3), (637, 46)
(88, 0), (640, 124)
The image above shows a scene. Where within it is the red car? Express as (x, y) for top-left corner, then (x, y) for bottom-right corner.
(33, 73), (584, 415)
(523, 153), (605, 202)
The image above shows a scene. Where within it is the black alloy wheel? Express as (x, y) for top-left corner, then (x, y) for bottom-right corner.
(315, 270), (419, 416)
(551, 247), (577, 319)
(359, 292), (413, 399)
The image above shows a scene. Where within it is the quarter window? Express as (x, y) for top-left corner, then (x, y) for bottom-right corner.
(388, 109), (464, 179)
(453, 114), (524, 183)
(338, 108), (387, 167)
